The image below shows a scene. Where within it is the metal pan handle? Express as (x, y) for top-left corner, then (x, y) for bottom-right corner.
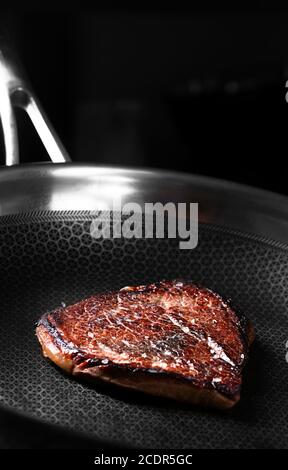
(0, 37), (71, 166)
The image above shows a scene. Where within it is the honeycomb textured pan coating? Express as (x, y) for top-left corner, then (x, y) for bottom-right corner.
(0, 211), (287, 449)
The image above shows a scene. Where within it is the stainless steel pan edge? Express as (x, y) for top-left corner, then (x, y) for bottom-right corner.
(1, 162), (288, 247)
(1, 37), (288, 247)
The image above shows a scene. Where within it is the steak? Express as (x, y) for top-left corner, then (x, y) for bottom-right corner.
(36, 280), (254, 409)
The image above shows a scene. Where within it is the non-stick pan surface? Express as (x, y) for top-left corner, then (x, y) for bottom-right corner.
(1, 34), (287, 448)
(0, 207), (287, 449)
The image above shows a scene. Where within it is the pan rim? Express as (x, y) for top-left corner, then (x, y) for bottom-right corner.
(0, 161), (287, 204)
(1, 162), (288, 245)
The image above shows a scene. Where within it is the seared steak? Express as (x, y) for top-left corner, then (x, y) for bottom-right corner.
(36, 280), (254, 409)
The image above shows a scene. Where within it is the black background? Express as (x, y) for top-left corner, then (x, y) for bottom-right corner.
(0, 5), (288, 449)
(1, 6), (288, 194)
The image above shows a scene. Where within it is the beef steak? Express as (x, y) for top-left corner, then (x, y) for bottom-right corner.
(36, 280), (254, 409)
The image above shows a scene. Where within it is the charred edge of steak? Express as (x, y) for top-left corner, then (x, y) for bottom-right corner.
(72, 363), (241, 410)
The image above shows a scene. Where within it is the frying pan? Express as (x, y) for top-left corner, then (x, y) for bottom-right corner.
(0, 42), (288, 450)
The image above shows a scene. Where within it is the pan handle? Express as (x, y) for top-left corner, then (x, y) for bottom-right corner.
(0, 39), (71, 166)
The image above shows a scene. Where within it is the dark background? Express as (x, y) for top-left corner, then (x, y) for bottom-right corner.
(0, 6), (288, 448)
(1, 7), (288, 193)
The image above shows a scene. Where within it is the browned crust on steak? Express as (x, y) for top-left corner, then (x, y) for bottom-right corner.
(36, 280), (255, 409)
